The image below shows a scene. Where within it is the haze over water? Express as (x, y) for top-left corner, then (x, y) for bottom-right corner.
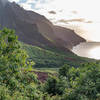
(72, 42), (100, 60)
(69, 22), (100, 60)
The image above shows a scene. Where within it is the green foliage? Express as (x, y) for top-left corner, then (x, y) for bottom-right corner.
(22, 43), (94, 68)
(59, 64), (71, 78)
(0, 28), (43, 100)
(43, 76), (67, 96)
(0, 27), (100, 100)
(0, 28), (29, 73)
(61, 63), (100, 100)
(59, 64), (80, 88)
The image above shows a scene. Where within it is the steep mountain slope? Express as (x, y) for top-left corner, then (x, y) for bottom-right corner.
(54, 26), (85, 48)
(0, 0), (85, 50)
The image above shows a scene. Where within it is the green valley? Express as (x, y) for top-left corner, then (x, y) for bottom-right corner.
(22, 43), (95, 68)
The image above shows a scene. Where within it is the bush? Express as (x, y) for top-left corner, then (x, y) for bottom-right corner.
(43, 76), (67, 96)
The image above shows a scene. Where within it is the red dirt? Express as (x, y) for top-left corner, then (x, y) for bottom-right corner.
(65, 57), (78, 61)
(34, 71), (49, 83)
(23, 70), (57, 83)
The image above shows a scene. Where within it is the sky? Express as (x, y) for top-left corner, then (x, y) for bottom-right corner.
(8, 0), (100, 42)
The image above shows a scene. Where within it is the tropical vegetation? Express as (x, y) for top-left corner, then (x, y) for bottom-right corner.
(0, 28), (100, 100)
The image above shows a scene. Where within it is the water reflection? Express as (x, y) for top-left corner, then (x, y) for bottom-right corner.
(72, 42), (100, 59)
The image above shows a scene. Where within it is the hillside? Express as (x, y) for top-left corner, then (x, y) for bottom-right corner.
(0, 0), (85, 51)
(22, 43), (94, 68)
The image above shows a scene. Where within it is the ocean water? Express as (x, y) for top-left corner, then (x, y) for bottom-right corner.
(72, 42), (100, 59)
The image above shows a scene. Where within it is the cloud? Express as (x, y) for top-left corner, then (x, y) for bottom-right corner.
(86, 21), (93, 23)
(71, 11), (78, 14)
(48, 11), (56, 14)
(57, 18), (93, 24)
(58, 18), (85, 23)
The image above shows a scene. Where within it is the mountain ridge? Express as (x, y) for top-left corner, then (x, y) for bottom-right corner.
(0, 0), (86, 51)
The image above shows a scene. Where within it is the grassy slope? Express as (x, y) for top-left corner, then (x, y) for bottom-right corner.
(22, 43), (95, 68)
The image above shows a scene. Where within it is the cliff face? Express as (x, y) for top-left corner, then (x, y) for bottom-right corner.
(0, 0), (85, 50)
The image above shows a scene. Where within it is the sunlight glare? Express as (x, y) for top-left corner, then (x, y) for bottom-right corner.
(89, 46), (100, 59)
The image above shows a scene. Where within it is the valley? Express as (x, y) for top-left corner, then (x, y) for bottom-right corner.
(0, 0), (100, 100)
(22, 42), (94, 68)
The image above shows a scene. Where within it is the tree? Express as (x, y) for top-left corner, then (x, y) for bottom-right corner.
(0, 28), (29, 73)
(62, 63), (100, 100)
(59, 64), (70, 78)
(43, 76), (67, 96)
(0, 28), (41, 100)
